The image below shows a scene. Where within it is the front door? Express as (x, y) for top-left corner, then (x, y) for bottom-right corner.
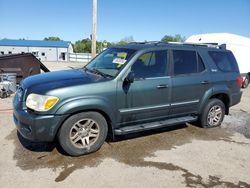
(117, 50), (171, 125)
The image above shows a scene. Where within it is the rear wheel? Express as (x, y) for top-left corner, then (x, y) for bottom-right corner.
(58, 112), (108, 156)
(198, 99), (225, 128)
(242, 74), (249, 88)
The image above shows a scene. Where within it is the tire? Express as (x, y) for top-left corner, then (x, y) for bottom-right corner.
(242, 74), (249, 88)
(198, 99), (225, 128)
(58, 112), (108, 156)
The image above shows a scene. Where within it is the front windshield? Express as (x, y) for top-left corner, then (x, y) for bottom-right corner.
(86, 48), (136, 77)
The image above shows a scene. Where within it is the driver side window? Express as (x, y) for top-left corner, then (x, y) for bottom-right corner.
(131, 50), (168, 79)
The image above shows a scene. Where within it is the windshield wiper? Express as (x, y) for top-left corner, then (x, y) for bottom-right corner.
(84, 67), (113, 78)
(83, 67), (91, 72)
(92, 68), (113, 78)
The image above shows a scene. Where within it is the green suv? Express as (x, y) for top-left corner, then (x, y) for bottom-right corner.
(13, 42), (243, 156)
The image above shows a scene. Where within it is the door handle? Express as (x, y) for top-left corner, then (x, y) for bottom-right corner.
(201, 80), (209, 84)
(157, 84), (168, 89)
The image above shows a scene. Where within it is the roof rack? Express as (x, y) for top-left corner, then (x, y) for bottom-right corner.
(128, 41), (166, 45)
(168, 42), (226, 49)
(127, 41), (226, 49)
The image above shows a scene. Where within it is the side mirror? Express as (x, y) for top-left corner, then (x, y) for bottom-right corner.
(125, 71), (135, 83)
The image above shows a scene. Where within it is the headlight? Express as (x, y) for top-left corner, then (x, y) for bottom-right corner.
(26, 93), (59, 112)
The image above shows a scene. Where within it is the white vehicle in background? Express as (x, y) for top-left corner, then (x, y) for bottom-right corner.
(186, 33), (250, 88)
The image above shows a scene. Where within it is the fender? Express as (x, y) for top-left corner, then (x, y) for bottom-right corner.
(198, 85), (230, 114)
(55, 96), (117, 124)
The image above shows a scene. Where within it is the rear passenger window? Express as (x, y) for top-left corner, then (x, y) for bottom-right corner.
(208, 51), (239, 72)
(173, 50), (205, 75)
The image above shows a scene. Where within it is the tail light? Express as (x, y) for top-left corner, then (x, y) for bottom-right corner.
(236, 76), (243, 88)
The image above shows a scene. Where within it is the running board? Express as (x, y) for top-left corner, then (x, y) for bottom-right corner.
(114, 116), (197, 135)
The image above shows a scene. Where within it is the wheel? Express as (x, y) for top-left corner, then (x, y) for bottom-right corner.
(242, 74), (249, 88)
(199, 99), (225, 128)
(58, 112), (108, 156)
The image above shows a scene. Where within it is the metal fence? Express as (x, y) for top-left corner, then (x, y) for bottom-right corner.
(69, 53), (92, 63)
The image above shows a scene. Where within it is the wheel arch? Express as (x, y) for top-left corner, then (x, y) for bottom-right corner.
(54, 98), (117, 141)
(55, 108), (115, 142)
(209, 93), (230, 115)
(199, 87), (230, 115)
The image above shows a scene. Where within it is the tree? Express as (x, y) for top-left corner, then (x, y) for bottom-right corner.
(74, 39), (113, 53)
(161, 34), (186, 42)
(96, 41), (112, 52)
(102, 40), (112, 48)
(44, 36), (61, 41)
(73, 38), (92, 53)
(116, 36), (135, 45)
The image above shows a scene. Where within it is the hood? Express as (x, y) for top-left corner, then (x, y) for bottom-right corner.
(22, 69), (108, 94)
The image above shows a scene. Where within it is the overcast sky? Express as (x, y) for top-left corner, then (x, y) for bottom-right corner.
(0, 0), (250, 42)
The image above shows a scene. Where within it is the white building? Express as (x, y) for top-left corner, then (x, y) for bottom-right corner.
(0, 39), (73, 61)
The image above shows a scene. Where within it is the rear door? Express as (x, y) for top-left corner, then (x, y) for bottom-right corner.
(169, 48), (210, 116)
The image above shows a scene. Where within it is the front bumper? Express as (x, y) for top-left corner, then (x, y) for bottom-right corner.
(13, 93), (67, 142)
(13, 109), (66, 142)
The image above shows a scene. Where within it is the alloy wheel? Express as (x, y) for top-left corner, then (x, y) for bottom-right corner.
(207, 105), (222, 127)
(69, 118), (100, 149)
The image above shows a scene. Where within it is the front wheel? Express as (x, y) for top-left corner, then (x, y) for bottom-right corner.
(58, 112), (108, 156)
(198, 99), (225, 128)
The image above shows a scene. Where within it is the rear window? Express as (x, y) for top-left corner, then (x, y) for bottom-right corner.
(208, 51), (239, 72)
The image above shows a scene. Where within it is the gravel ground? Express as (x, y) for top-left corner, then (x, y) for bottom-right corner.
(0, 62), (250, 188)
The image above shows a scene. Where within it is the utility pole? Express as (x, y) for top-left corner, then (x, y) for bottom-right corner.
(91, 0), (97, 58)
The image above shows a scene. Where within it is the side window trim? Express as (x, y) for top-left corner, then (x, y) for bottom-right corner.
(196, 52), (207, 73)
(196, 52), (199, 72)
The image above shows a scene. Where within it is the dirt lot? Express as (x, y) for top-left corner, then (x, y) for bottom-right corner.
(0, 62), (250, 188)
